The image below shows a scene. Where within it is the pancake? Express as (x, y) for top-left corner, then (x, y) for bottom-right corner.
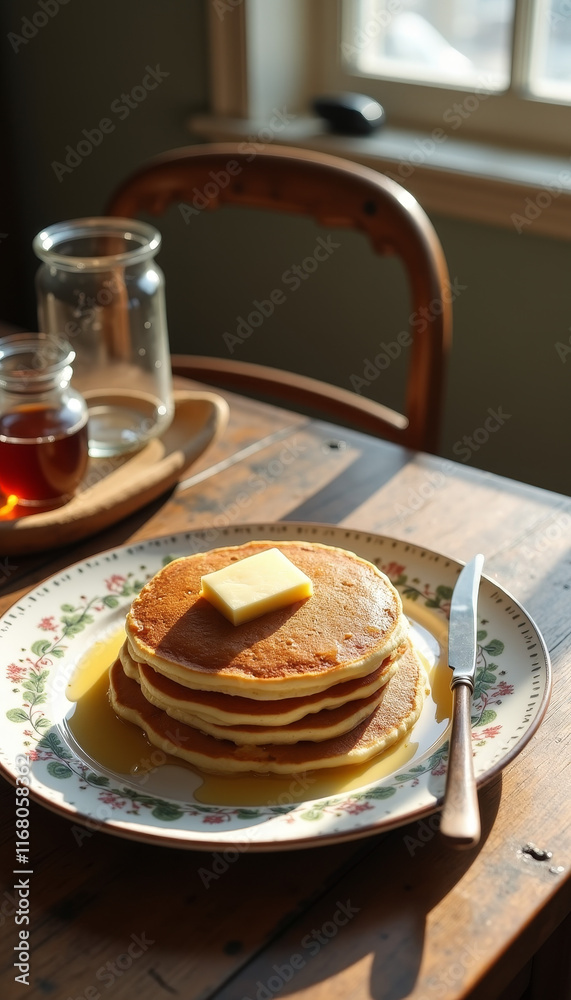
(126, 660), (392, 745)
(126, 540), (409, 698)
(131, 667), (386, 744)
(120, 641), (400, 726)
(109, 640), (427, 774)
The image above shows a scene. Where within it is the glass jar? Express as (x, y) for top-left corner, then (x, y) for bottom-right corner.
(0, 333), (89, 508)
(33, 217), (173, 457)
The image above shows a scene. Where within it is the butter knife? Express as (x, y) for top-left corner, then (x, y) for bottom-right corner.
(440, 553), (484, 849)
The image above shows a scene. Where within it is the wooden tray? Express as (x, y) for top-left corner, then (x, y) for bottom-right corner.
(0, 388), (229, 556)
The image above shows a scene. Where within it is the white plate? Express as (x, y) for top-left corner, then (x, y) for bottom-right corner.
(0, 523), (551, 851)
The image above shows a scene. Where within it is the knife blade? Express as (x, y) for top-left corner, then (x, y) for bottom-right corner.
(440, 553), (484, 848)
(448, 553), (485, 688)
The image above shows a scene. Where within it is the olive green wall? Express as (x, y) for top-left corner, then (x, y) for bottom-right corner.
(157, 202), (571, 495)
(0, 0), (209, 322)
(1, 1), (569, 495)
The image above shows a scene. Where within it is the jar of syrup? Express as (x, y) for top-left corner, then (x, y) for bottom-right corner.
(0, 333), (89, 509)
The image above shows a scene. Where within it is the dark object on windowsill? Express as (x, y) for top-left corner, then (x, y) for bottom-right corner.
(312, 93), (386, 136)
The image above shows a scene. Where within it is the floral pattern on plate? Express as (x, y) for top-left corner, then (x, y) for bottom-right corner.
(0, 523), (551, 850)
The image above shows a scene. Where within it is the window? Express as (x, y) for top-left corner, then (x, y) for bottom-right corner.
(531, 0), (571, 100)
(344, 0), (515, 90)
(195, 0), (571, 238)
(320, 0), (571, 152)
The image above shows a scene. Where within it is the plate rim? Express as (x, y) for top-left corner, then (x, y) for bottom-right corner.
(0, 520), (552, 851)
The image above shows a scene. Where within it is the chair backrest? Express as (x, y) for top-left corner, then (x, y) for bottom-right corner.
(107, 143), (451, 453)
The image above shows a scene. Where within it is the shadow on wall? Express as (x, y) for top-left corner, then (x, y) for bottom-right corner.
(0, 0), (209, 329)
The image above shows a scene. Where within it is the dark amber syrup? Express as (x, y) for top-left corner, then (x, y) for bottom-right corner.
(0, 403), (88, 504)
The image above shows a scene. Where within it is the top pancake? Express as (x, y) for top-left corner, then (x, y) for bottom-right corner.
(126, 540), (408, 698)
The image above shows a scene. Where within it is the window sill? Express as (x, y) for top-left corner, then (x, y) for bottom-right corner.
(189, 113), (571, 241)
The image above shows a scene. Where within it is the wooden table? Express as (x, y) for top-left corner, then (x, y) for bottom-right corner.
(0, 384), (569, 1000)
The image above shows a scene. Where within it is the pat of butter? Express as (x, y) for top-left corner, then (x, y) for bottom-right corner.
(200, 547), (312, 625)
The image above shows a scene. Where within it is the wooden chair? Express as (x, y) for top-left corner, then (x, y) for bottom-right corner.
(107, 143), (451, 453)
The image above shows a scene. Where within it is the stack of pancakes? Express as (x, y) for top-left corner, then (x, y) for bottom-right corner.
(109, 540), (426, 774)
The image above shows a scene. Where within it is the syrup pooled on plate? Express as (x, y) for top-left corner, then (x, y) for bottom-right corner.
(65, 614), (452, 807)
(66, 628), (195, 779)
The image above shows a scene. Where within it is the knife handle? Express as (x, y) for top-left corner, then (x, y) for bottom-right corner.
(440, 681), (481, 849)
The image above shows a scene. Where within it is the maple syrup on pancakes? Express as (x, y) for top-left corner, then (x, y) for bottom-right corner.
(65, 611), (451, 808)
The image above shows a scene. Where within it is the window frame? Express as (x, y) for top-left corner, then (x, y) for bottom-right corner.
(195, 0), (571, 239)
(319, 0), (571, 156)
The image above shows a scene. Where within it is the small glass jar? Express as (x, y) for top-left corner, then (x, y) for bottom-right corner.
(0, 333), (89, 508)
(33, 217), (173, 457)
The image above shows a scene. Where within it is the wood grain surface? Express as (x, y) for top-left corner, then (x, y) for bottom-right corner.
(0, 388), (229, 556)
(0, 385), (569, 1000)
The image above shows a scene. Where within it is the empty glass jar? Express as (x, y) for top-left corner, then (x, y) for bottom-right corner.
(33, 217), (173, 457)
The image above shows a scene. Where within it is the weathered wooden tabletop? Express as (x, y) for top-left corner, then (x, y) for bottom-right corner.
(0, 384), (569, 1000)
